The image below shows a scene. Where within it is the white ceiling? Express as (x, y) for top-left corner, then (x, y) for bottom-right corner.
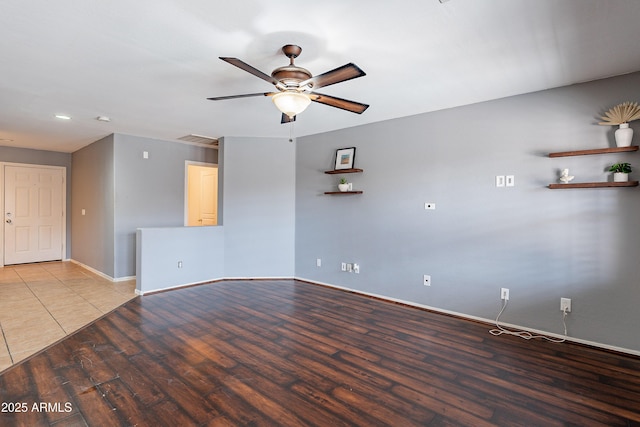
(1, 0), (640, 153)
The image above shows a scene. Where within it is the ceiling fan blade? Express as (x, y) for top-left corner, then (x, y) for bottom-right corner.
(207, 92), (274, 101)
(300, 63), (365, 90)
(220, 57), (280, 86)
(309, 92), (369, 114)
(281, 113), (296, 124)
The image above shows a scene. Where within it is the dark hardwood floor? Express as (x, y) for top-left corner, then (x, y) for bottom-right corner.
(1, 279), (639, 426)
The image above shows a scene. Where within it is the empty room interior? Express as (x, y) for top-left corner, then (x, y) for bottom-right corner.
(1, 1), (640, 425)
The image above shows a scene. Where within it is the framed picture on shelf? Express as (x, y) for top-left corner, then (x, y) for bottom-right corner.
(334, 147), (356, 170)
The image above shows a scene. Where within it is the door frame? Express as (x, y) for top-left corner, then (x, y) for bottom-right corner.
(184, 161), (218, 227)
(0, 162), (67, 268)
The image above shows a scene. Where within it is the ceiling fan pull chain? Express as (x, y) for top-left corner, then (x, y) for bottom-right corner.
(289, 120), (295, 142)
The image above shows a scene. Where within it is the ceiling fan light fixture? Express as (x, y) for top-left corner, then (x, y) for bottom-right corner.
(272, 92), (311, 118)
(210, 44), (367, 123)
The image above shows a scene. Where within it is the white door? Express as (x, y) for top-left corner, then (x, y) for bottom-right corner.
(187, 164), (218, 226)
(199, 169), (217, 225)
(4, 165), (64, 265)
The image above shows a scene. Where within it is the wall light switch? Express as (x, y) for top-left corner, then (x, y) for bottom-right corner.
(496, 176), (505, 187)
(316, 258), (322, 267)
(424, 202), (436, 210)
(506, 175), (515, 187)
(143, 151), (149, 159)
(81, 209), (86, 216)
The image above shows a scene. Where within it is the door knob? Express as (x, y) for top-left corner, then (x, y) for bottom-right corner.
(5, 219), (12, 224)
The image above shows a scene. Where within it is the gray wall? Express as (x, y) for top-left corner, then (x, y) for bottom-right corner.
(136, 226), (224, 294)
(0, 145), (72, 259)
(71, 135), (115, 276)
(134, 136), (295, 294)
(295, 72), (640, 353)
(113, 134), (217, 278)
(72, 133), (217, 279)
(222, 136), (295, 277)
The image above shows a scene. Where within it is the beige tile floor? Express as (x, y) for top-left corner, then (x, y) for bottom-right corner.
(0, 261), (136, 372)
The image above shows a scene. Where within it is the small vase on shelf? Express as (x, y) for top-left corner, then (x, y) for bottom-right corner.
(338, 178), (349, 192)
(609, 162), (632, 182)
(598, 102), (640, 146)
(615, 123), (633, 147)
(613, 172), (629, 182)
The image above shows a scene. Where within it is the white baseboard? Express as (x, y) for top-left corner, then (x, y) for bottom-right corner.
(295, 276), (640, 358)
(69, 259), (134, 282)
(137, 276), (293, 295)
(137, 277), (225, 295)
(76, 267), (639, 357)
(221, 276), (293, 281)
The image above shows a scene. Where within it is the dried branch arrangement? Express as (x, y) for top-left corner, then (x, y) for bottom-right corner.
(598, 101), (640, 125)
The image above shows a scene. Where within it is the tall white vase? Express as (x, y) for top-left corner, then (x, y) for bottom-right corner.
(615, 123), (633, 147)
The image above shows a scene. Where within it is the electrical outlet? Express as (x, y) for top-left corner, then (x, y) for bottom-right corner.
(501, 287), (509, 300)
(341, 262), (347, 271)
(424, 274), (431, 286)
(353, 263), (360, 274)
(178, 261), (183, 268)
(346, 263), (353, 272)
(560, 297), (571, 312)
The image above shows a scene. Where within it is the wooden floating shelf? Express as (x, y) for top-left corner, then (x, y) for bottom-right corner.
(324, 168), (363, 174)
(548, 181), (639, 189)
(324, 191), (364, 195)
(549, 146), (638, 157)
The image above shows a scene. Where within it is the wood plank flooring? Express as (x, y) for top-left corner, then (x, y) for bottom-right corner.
(1, 279), (639, 426)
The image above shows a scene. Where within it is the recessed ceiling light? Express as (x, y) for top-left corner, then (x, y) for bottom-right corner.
(96, 116), (111, 122)
(55, 114), (72, 120)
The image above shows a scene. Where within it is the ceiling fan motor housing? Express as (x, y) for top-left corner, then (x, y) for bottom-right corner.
(272, 44), (312, 89)
(271, 66), (312, 89)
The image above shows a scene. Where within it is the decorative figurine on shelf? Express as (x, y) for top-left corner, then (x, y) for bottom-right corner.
(559, 168), (574, 184)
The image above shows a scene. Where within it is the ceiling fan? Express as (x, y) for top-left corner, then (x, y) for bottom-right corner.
(207, 44), (369, 123)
